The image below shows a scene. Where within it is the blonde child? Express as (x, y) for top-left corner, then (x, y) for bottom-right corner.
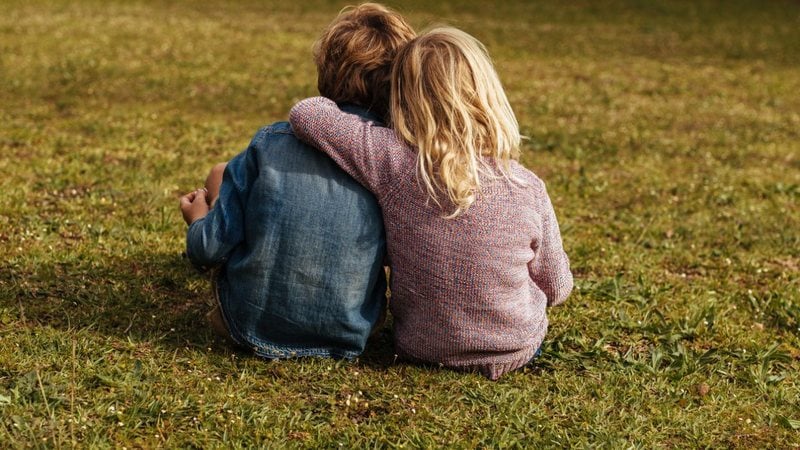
(289, 27), (572, 379)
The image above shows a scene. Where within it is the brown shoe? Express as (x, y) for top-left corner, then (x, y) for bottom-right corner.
(206, 306), (238, 347)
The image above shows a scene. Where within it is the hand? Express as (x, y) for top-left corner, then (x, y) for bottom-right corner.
(180, 188), (210, 225)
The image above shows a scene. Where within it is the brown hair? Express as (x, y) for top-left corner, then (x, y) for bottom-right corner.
(314, 3), (415, 120)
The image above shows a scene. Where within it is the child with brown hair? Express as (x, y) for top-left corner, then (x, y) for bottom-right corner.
(179, 4), (414, 359)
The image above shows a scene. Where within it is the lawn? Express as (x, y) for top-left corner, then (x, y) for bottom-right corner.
(1, 0), (799, 447)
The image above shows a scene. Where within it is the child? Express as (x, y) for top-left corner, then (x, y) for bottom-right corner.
(289, 27), (573, 380)
(179, 3), (415, 360)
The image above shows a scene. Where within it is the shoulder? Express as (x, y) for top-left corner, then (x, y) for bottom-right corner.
(243, 121), (305, 151)
(242, 123), (371, 184)
(263, 121), (293, 135)
(253, 121), (294, 140)
(509, 161), (547, 194)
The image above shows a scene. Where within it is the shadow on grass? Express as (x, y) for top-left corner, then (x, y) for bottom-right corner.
(8, 251), (211, 348)
(6, 249), (397, 368)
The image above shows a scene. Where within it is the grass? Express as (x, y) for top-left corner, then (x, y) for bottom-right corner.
(1, 0), (799, 447)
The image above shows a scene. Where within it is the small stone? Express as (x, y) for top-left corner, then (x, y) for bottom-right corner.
(697, 383), (710, 397)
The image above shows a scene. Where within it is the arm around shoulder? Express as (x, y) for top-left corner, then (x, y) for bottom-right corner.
(289, 96), (404, 195)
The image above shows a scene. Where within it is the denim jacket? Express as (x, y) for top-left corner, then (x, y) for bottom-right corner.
(186, 106), (387, 359)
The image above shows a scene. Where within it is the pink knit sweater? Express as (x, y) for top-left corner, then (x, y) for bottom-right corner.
(289, 97), (573, 379)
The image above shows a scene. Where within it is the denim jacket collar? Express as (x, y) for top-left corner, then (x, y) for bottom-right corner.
(339, 103), (383, 124)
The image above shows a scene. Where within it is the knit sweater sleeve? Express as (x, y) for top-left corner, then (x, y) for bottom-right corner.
(289, 96), (404, 195)
(529, 181), (573, 307)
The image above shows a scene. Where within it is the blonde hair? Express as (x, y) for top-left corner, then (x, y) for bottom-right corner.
(390, 27), (521, 218)
(314, 3), (415, 120)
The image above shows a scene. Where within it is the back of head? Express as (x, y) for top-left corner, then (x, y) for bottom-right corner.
(314, 3), (415, 120)
(390, 27), (521, 218)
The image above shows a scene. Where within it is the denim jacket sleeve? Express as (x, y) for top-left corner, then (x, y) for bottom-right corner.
(185, 131), (261, 270)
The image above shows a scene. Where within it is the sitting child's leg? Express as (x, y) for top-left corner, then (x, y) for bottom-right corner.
(204, 163), (227, 208)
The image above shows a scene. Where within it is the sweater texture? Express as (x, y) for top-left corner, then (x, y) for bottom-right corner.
(290, 97), (573, 379)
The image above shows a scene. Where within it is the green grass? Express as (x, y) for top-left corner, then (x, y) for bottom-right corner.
(1, 0), (799, 447)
